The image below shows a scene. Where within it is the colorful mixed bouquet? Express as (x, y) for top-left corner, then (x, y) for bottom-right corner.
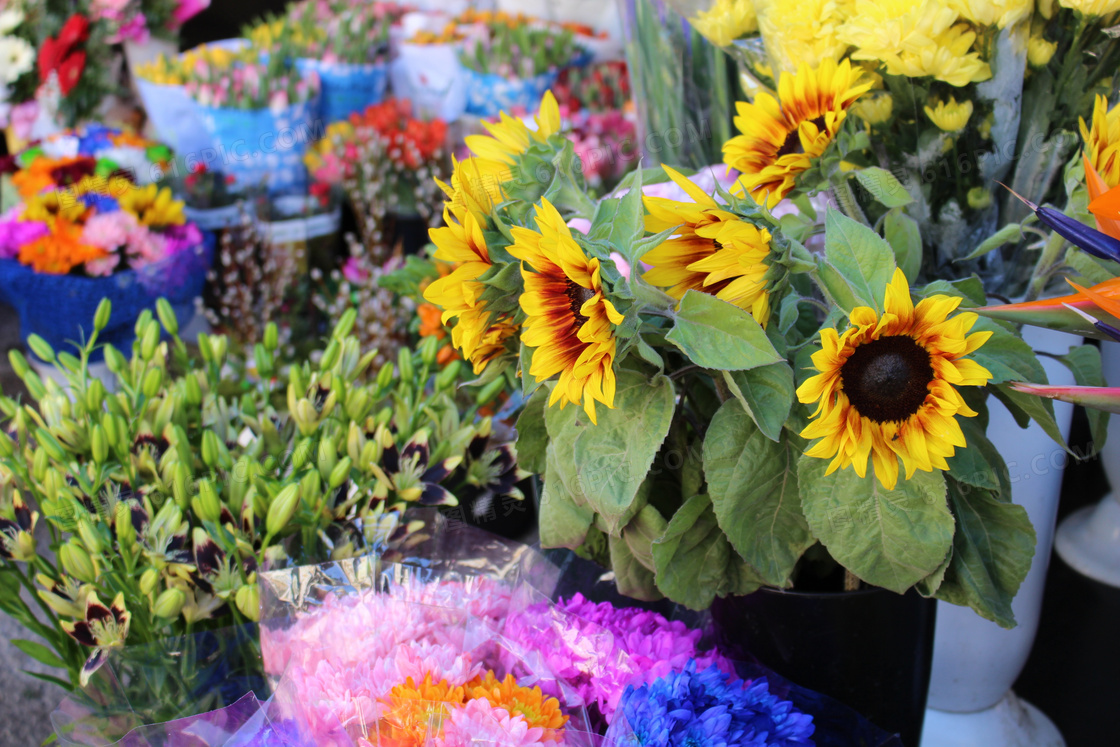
(90, 0), (211, 44)
(458, 14), (582, 79)
(250, 0), (407, 66)
(1, 125), (191, 276)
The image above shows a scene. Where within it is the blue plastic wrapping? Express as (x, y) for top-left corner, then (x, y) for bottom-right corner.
(135, 79), (216, 158)
(463, 68), (560, 118)
(196, 100), (320, 192)
(0, 233), (213, 361)
(295, 58), (389, 123)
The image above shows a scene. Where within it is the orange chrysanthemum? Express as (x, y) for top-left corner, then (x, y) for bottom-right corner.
(379, 674), (466, 747)
(467, 673), (569, 737)
(18, 217), (108, 275)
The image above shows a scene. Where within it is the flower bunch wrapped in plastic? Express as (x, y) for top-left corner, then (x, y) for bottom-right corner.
(90, 0), (211, 44)
(249, 0), (408, 67)
(0, 125), (201, 276)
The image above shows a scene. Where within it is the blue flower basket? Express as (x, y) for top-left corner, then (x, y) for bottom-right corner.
(295, 58), (389, 123)
(0, 234), (213, 362)
(196, 99), (319, 192)
(463, 69), (560, 118)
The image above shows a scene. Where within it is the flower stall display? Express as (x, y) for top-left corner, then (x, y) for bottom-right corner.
(0, 6), (36, 134)
(0, 125), (210, 357)
(248, 0), (409, 124)
(0, 298), (531, 725)
(174, 162), (256, 231)
(90, 0), (210, 46)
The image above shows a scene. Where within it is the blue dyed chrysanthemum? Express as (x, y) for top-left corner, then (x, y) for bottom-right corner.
(614, 661), (815, 747)
(81, 192), (120, 214)
(77, 125), (116, 155)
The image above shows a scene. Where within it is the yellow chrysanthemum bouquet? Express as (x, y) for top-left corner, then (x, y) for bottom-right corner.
(418, 92), (1083, 628)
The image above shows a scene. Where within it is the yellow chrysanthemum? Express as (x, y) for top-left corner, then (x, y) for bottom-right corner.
(797, 268), (993, 490)
(924, 96), (974, 132)
(1059, 0), (1120, 16)
(691, 0), (759, 48)
(117, 184), (186, 227)
(21, 190), (88, 223)
(852, 92), (894, 125)
(509, 198), (624, 424)
(948, 0), (1032, 28)
(464, 90), (562, 166)
(1081, 95), (1120, 189)
(467, 673), (569, 734)
(436, 156), (513, 220)
(423, 203), (516, 374)
(1027, 35), (1057, 67)
(723, 58), (870, 207)
(642, 165), (772, 324)
(839, 0), (992, 87)
(754, 0), (851, 72)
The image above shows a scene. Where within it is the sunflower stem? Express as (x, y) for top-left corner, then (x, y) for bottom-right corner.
(832, 177), (871, 227)
(843, 569), (861, 592)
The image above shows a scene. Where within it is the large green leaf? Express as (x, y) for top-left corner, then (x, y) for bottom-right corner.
(704, 403), (812, 587)
(666, 290), (782, 371)
(552, 371), (676, 534)
(538, 449), (595, 549)
(651, 494), (760, 609)
(622, 504), (669, 572)
(969, 318), (1048, 385)
(610, 533), (663, 601)
(935, 480), (1036, 628)
(947, 416), (1013, 502)
(515, 388), (549, 474)
(721, 362), (795, 442)
(607, 165), (646, 259)
(855, 168), (913, 208)
(798, 457), (954, 593)
(813, 209), (897, 314)
(883, 210), (922, 283)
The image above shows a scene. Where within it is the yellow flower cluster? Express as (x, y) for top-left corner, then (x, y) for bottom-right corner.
(924, 96), (974, 132)
(754, 0), (851, 72)
(691, 0), (759, 48)
(1059, 0), (1120, 16)
(837, 0), (991, 87)
(948, 0), (1032, 28)
(135, 44), (252, 86)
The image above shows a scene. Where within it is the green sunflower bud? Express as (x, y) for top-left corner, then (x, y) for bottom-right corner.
(266, 484), (301, 537)
(156, 298), (178, 336)
(152, 588), (186, 619)
(139, 568), (159, 595)
(91, 424), (108, 464)
(263, 322), (279, 352)
(93, 299), (112, 332)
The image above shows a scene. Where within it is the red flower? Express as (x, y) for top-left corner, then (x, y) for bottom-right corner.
(56, 51), (87, 96)
(49, 155), (97, 187)
(38, 14), (90, 95)
(58, 15), (91, 50)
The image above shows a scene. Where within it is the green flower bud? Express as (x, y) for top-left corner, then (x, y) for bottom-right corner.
(375, 363), (393, 392)
(317, 437), (337, 479)
(201, 430), (230, 469)
(235, 583), (261, 622)
(346, 422), (366, 463)
(93, 298), (112, 333)
(59, 541), (97, 583)
(86, 379), (106, 413)
(263, 322), (279, 352)
(329, 456), (352, 489)
(8, 349), (28, 379)
(292, 437), (314, 471)
(140, 320), (161, 361)
(419, 335), (439, 368)
(344, 388), (370, 421)
(376, 406), (392, 427)
(477, 377), (506, 407)
(253, 344), (273, 378)
(266, 484), (301, 536)
(332, 308), (357, 340)
(78, 518), (103, 554)
(115, 502), (136, 548)
(156, 298), (179, 336)
(141, 367), (163, 398)
(57, 352), (81, 374)
(35, 427), (67, 462)
(320, 340), (341, 372)
(24, 372), (45, 401)
(289, 364), (306, 399)
(103, 344), (127, 375)
(139, 568), (160, 595)
(435, 360), (462, 391)
(300, 469), (322, 506)
(0, 430), (13, 458)
(135, 309), (153, 338)
(91, 423), (109, 464)
(397, 348), (414, 382)
(210, 335), (228, 367)
(32, 447), (49, 482)
(152, 588), (186, 619)
(173, 461), (192, 510)
(184, 373), (202, 407)
(27, 334), (55, 363)
(193, 478), (222, 524)
(360, 440), (381, 469)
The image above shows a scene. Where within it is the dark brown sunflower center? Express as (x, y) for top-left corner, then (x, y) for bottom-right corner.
(840, 335), (934, 424)
(775, 115), (827, 158)
(566, 281), (595, 328)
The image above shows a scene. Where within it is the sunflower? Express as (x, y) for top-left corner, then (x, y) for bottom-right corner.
(796, 268), (993, 490)
(436, 155), (513, 219)
(21, 190), (89, 223)
(117, 184), (186, 227)
(723, 59), (870, 207)
(1081, 95), (1120, 189)
(467, 672), (569, 735)
(464, 90), (561, 165)
(641, 165), (772, 324)
(509, 198), (624, 424)
(423, 203), (516, 373)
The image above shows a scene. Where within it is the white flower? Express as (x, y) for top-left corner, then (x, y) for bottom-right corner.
(0, 35), (33, 85)
(0, 9), (24, 36)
